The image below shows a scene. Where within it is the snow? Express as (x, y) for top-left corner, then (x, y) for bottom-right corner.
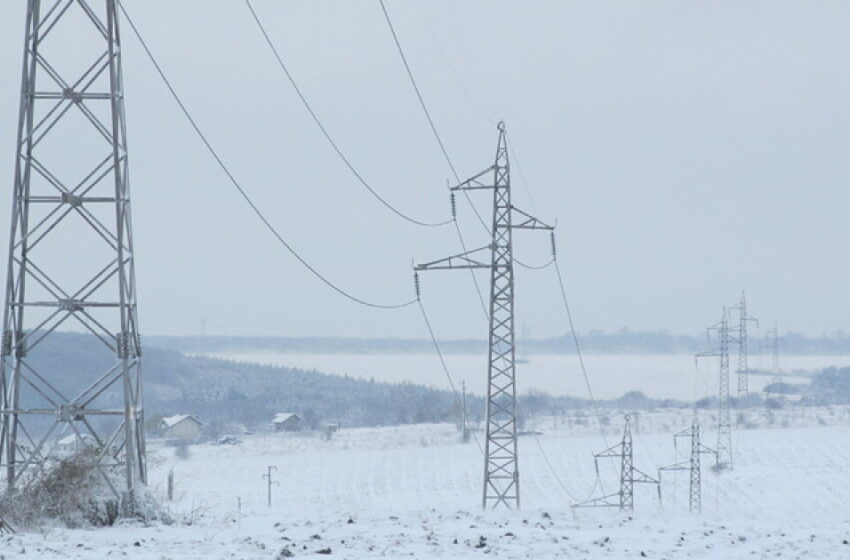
(272, 413), (298, 425)
(56, 433), (92, 447)
(7, 406), (850, 558)
(161, 415), (202, 428)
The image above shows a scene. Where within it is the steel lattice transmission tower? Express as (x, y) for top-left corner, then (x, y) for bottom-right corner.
(574, 415), (659, 512)
(765, 321), (780, 397)
(658, 415), (716, 513)
(697, 308), (733, 469)
(416, 122), (552, 509)
(731, 290), (758, 397)
(0, 0), (145, 501)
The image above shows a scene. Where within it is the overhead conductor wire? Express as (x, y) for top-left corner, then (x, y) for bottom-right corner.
(377, 0), (490, 319)
(381, 0), (611, 501)
(244, 0), (451, 228)
(118, 1), (416, 311)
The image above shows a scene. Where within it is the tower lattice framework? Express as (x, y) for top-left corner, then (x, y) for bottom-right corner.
(659, 416), (716, 513)
(573, 414), (659, 512)
(0, 0), (145, 501)
(731, 290), (757, 397)
(416, 122), (552, 509)
(697, 308), (733, 469)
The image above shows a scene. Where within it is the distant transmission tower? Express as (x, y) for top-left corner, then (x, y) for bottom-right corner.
(766, 321), (780, 394)
(658, 415), (716, 513)
(573, 415), (659, 512)
(730, 291), (758, 397)
(696, 308), (732, 469)
(416, 122), (553, 509)
(0, 1), (145, 503)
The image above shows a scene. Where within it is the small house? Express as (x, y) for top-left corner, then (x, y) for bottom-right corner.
(56, 433), (94, 456)
(272, 413), (302, 432)
(160, 414), (203, 441)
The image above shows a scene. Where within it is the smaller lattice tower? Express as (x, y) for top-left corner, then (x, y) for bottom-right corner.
(658, 415), (717, 513)
(730, 291), (758, 397)
(573, 415), (659, 512)
(696, 308), (733, 469)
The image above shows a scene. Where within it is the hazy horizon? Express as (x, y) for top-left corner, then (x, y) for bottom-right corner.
(2, 1), (849, 340)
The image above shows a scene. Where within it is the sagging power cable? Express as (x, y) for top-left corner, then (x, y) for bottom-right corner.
(377, 0), (492, 238)
(118, 1), (416, 311)
(244, 0), (451, 228)
(416, 288), (484, 453)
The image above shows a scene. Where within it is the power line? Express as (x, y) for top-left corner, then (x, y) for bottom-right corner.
(377, 0), (492, 237)
(553, 258), (611, 451)
(118, 0), (416, 311)
(413, 0), (496, 126)
(451, 217), (489, 319)
(416, 295), (484, 454)
(382, 2), (606, 496)
(505, 136), (540, 217)
(377, 0), (496, 327)
(515, 257), (555, 271)
(378, 0), (460, 182)
(244, 0), (451, 228)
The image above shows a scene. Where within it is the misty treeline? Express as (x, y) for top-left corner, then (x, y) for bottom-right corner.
(25, 333), (689, 435)
(149, 329), (850, 356)
(807, 367), (850, 404)
(23, 332), (850, 436)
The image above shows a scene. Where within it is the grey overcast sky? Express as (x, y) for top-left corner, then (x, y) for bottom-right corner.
(1, 1), (849, 338)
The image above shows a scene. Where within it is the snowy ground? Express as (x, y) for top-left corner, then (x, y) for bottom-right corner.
(5, 406), (850, 558)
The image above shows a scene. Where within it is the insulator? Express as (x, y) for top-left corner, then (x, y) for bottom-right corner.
(450, 193), (457, 220)
(1, 331), (11, 356)
(15, 331), (26, 358)
(550, 231), (557, 259)
(116, 331), (129, 359)
(414, 272), (421, 299)
(594, 458), (599, 476)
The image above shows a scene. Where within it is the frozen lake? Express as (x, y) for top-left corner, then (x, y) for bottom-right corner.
(201, 352), (848, 400)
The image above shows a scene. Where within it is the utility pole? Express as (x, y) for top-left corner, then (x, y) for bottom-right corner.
(0, 0), (145, 507)
(263, 466), (278, 508)
(696, 308), (733, 469)
(658, 415), (716, 513)
(415, 122), (553, 509)
(461, 380), (470, 442)
(731, 291), (758, 397)
(573, 415), (659, 512)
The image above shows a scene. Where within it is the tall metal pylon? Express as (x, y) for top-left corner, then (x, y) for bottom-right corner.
(697, 308), (733, 469)
(731, 290), (757, 397)
(573, 415), (659, 512)
(0, 0), (145, 503)
(766, 321), (780, 394)
(658, 415), (716, 513)
(416, 122), (553, 509)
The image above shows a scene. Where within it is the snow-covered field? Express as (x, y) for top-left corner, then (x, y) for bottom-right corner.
(203, 352), (839, 400)
(7, 406), (850, 558)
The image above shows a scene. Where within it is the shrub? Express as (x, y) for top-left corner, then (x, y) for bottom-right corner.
(0, 450), (121, 528)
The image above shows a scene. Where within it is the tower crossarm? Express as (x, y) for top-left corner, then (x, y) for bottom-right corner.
(571, 492), (620, 509)
(632, 467), (660, 485)
(594, 442), (624, 459)
(510, 206), (554, 231)
(449, 165), (498, 191)
(694, 349), (719, 365)
(698, 443), (718, 458)
(658, 461), (689, 475)
(415, 246), (492, 271)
